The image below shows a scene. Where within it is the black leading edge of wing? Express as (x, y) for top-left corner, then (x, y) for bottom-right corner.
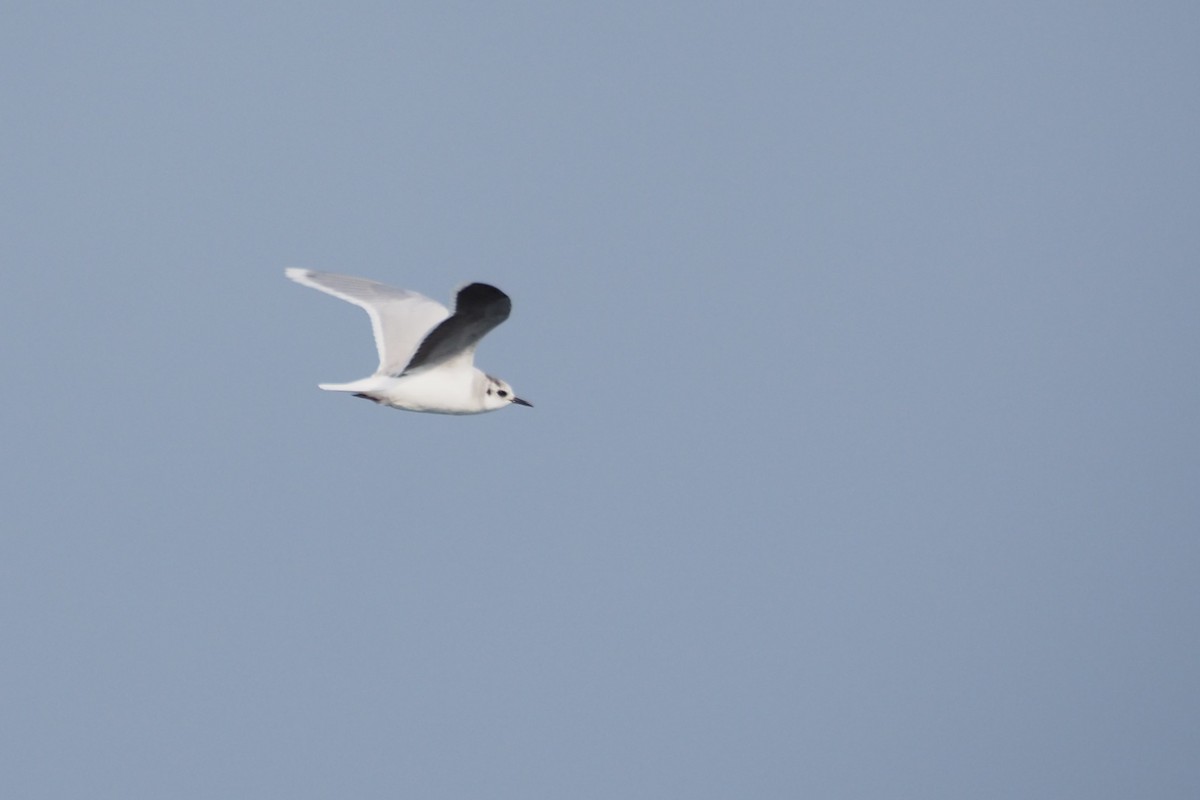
(398, 283), (512, 375)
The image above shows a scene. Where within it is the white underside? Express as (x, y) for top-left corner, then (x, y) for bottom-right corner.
(318, 369), (492, 415)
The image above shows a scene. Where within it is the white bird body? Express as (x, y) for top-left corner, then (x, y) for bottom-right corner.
(318, 368), (490, 415)
(285, 268), (531, 415)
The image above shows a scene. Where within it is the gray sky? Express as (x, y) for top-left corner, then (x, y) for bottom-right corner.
(3, 3), (1198, 798)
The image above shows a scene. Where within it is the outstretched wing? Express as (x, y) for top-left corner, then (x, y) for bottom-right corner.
(285, 268), (450, 376)
(399, 283), (512, 375)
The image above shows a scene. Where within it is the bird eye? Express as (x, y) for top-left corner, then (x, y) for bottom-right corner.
(498, 390), (508, 398)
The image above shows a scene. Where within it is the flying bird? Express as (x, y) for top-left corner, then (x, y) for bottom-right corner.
(285, 269), (532, 414)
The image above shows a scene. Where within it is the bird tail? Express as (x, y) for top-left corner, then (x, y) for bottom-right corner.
(316, 376), (381, 393)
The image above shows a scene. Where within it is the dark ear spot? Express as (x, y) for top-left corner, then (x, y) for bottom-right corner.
(487, 388), (493, 395)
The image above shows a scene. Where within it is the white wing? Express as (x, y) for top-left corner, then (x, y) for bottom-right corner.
(285, 268), (450, 376)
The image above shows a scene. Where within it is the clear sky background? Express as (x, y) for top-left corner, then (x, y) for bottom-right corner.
(3, 3), (1198, 798)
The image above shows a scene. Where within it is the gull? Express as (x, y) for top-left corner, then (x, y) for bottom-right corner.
(285, 268), (532, 414)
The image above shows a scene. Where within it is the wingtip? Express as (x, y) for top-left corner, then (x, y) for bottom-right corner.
(454, 283), (512, 318)
(284, 267), (309, 282)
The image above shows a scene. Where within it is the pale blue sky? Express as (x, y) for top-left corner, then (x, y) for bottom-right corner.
(3, 3), (1198, 798)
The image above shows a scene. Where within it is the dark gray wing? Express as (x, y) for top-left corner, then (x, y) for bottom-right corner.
(398, 283), (512, 375)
